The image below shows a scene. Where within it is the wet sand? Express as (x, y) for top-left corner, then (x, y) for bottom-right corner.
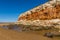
(0, 28), (60, 40)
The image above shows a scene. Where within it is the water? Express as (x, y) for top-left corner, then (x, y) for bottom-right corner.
(0, 26), (22, 32)
(1, 26), (8, 29)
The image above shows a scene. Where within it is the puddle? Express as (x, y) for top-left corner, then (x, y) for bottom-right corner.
(1, 26), (8, 29)
(0, 26), (22, 31)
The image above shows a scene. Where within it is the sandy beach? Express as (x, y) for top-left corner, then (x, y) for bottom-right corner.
(0, 28), (60, 40)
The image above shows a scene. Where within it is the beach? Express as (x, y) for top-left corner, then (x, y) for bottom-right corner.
(0, 28), (60, 40)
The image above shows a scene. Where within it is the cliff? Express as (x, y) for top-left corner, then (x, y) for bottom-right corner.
(17, 0), (60, 26)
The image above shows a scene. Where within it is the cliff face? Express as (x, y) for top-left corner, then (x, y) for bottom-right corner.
(17, 0), (60, 26)
(18, 4), (60, 20)
(18, 0), (60, 21)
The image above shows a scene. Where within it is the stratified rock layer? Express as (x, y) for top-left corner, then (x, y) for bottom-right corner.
(18, 0), (60, 21)
(17, 0), (60, 26)
(18, 4), (60, 20)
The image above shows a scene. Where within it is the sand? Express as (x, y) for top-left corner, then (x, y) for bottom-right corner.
(0, 28), (60, 40)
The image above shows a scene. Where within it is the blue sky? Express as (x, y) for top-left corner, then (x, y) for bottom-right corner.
(0, 0), (48, 22)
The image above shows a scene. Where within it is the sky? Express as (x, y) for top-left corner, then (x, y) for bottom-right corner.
(0, 0), (48, 22)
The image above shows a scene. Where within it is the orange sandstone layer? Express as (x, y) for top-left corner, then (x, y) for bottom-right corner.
(18, 4), (60, 21)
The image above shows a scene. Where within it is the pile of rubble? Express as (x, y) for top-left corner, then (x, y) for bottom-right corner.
(0, 23), (60, 31)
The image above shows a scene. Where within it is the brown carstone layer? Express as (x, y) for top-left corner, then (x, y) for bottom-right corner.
(18, 4), (60, 21)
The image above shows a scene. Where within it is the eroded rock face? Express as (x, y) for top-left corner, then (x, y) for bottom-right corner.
(18, 0), (60, 26)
